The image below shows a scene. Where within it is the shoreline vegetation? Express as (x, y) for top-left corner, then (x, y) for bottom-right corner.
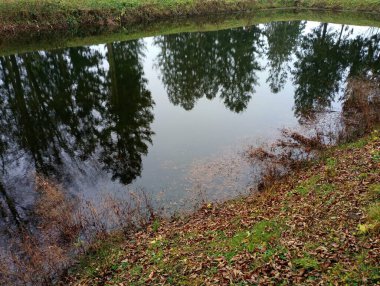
(1, 0), (380, 39)
(62, 130), (380, 285)
(2, 9), (380, 57)
(0, 9), (380, 56)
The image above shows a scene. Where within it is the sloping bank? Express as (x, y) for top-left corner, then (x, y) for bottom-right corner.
(62, 131), (380, 285)
(1, 0), (380, 36)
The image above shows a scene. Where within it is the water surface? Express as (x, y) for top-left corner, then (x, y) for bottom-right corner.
(0, 20), (379, 226)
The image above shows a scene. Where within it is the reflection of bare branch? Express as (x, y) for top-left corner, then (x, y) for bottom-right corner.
(363, 27), (380, 38)
(0, 174), (156, 285)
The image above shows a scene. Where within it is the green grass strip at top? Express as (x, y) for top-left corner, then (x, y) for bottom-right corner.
(1, 0), (380, 14)
(1, 8), (380, 57)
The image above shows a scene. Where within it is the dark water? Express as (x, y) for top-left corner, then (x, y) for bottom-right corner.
(0, 21), (379, 228)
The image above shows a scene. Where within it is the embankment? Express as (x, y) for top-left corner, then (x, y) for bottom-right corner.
(1, 0), (380, 37)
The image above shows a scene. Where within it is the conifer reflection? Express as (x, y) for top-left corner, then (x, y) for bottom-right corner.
(292, 24), (380, 118)
(155, 26), (263, 113)
(0, 40), (154, 186)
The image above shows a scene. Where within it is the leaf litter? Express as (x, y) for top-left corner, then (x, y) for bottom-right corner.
(63, 130), (380, 285)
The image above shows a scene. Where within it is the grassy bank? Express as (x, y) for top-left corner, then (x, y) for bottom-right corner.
(2, 9), (380, 57)
(1, 0), (380, 37)
(63, 131), (380, 285)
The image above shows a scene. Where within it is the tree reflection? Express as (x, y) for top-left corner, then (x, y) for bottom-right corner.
(155, 23), (380, 118)
(292, 24), (380, 119)
(292, 24), (351, 118)
(154, 26), (263, 113)
(264, 21), (305, 93)
(347, 32), (380, 77)
(103, 41), (154, 184)
(0, 49), (102, 175)
(0, 40), (154, 187)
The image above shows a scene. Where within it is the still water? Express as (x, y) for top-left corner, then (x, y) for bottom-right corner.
(0, 20), (379, 226)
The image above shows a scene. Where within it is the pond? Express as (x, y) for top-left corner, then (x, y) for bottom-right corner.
(0, 18), (379, 235)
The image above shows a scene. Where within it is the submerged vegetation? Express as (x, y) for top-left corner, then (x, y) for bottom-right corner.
(1, 0), (380, 37)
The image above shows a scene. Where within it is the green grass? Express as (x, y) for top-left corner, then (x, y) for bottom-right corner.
(339, 138), (368, 149)
(369, 183), (380, 196)
(372, 150), (380, 163)
(325, 157), (338, 177)
(293, 255), (320, 270)
(328, 251), (380, 284)
(0, 0), (146, 11)
(221, 220), (283, 253)
(151, 219), (160, 233)
(1, 0), (380, 11)
(1, 0), (380, 32)
(366, 202), (380, 232)
(1, 2), (380, 57)
(317, 183), (335, 195)
(66, 233), (126, 279)
(293, 175), (321, 196)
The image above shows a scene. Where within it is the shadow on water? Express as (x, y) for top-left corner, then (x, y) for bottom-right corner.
(0, 17), (379, 285)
